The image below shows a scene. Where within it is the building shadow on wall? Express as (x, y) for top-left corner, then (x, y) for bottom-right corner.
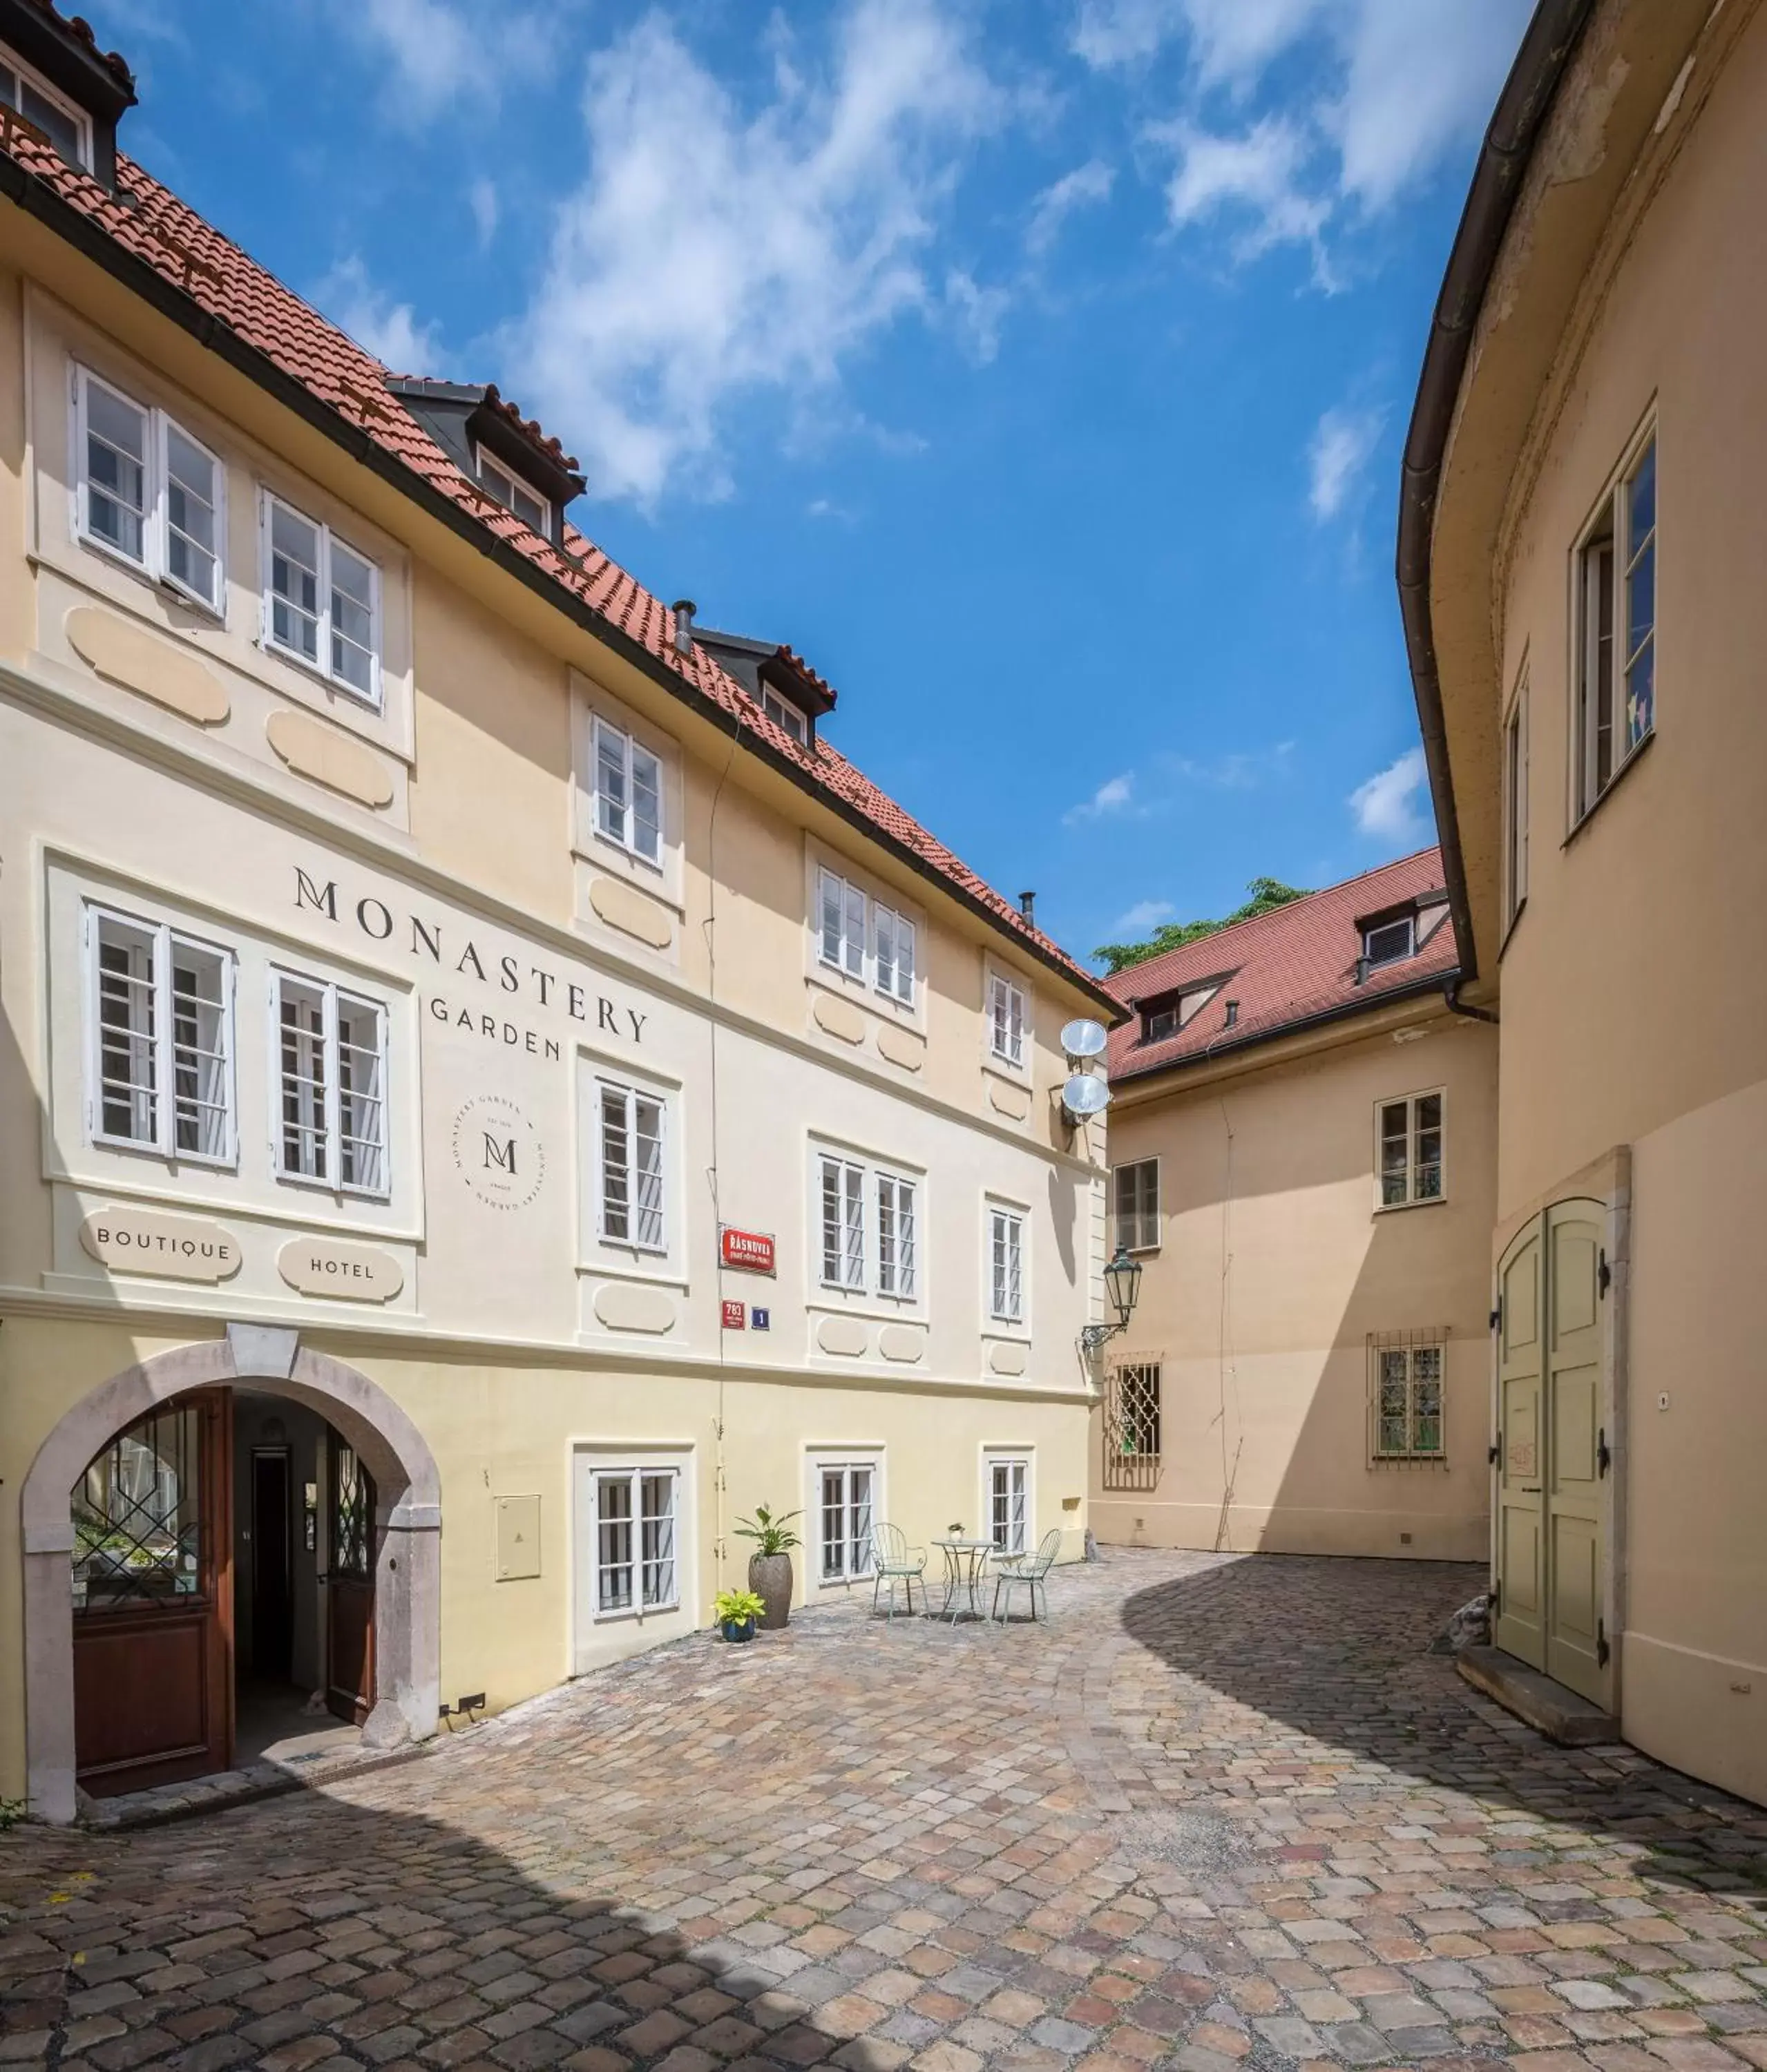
(1116, 1555), (1767, 1894)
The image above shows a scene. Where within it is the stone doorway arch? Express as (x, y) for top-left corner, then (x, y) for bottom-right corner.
(21, 1325), (440, 1823)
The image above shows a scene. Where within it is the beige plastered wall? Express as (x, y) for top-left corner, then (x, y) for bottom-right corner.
(1480, 6), (1767, 1801)
(0, 216), (1107, 1805)
(1090, 1006), (1496, 1561)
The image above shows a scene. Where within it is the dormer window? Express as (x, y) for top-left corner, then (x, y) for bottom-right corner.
(1141, 982), (1219, 1046)
(1, 42), (91, 169)
(476, 446), (549, 536)
(1363, 916), (1415, 969)
(761, 686), (808, 745)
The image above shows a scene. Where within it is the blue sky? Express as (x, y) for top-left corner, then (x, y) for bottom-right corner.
(86, 0), (1531, 968)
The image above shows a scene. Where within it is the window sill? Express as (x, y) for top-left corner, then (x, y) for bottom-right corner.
(89, 1133), (238, 1175)
(1496, 896), (1527, 964)
(1563, 725), (1655, 850)
(260, 635), (383, 716)
(805, 961), (924, 1030)
(1367, 1456), (1449, 1472)
(1372, 1196), (1447, 1217)
(590, 1603), (682, 1628)
(982, 1053), (1031, 1084)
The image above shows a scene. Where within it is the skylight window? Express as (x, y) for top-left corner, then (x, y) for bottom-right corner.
(477, 448), (549, 535)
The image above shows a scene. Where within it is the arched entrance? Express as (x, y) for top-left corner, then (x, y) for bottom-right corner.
(21, 1326), (440, 1823)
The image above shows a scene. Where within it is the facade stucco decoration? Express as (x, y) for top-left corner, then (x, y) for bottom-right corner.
(19, 1334), (441, 1823)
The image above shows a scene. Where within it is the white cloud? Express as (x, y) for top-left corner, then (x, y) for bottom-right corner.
(945, 269), (1009, 363)
(469, 178), (499, 249)
(1109, 898), (1177, 934)
(327, 0), (550, 122)
(314, 256), (441, 372)
(1154, 115), (1326, 264)
(1348, 745), (1433, 845)
(509, 0), (1002, 505)
(1026, 159), (1116, 254)
(1064, 771), (1138, 825)
(1308, 404), (1384, 521)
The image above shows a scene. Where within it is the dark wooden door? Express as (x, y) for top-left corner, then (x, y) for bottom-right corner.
(73, 1388), (233, 1796)
(325, 1441), (376, 1725)
(250, 1449), (293, 1680)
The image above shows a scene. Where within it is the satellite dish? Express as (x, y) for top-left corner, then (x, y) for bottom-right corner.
(1061, 1072), (1111, 1120)
(1061, 1019), (1108, 1061)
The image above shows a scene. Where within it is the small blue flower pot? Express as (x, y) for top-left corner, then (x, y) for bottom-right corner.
(721, 1617), (756, 1643)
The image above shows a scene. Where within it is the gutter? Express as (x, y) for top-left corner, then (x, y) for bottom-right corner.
(1444, 977), (1499, 1026)
(0, 157), (1118, 1022)
(1395, 0), (1596, 987)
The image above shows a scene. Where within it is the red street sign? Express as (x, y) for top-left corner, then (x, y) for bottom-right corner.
(721, 1298), (747, 1330)
(720, 1227), (776, 1274)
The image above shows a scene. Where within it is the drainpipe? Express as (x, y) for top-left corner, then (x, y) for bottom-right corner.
(1444, 977), (1499, 1026)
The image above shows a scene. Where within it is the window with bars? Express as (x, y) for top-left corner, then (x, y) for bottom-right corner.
(1112, 1158), (1160, 1251)
(593, 1468), (678, 1617)
(1368, 1331), (1447, 1462)
(1575, 431), (1655, 821)
(330, 1442), (376, 1577)
(987, 970), (1027, 1069)
(819, 1461), (875, 1581)
(987, 1457), (1029, 1555)
(274, 972), (389, 1196)
(1377, 1090), (1444, 1209)
(988, 1204), (1025, 1323)
(262, 492), (380, 703)
(593, 717), (663, 865)
(598, 1082), (666, 1250)
(72, 1402), (203, 1613)
(1103, 1363), (1162, 1491)
(89, 907), (233, 1163)
(74, 367), (225, 613)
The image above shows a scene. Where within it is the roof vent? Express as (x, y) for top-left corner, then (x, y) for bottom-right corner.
(1019, 891), (1036, 924)
(1223, 999), (1239, 1027)
(671, 599), (696, 658)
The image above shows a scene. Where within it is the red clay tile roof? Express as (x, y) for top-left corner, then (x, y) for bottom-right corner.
(0, 123), (1109, 1004)
(1106, 847), (1459, 1082)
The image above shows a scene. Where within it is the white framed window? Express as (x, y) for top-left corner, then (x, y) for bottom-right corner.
(87, 906), (234, 1165)
(73, 367), (225, 613)
(1369, 1331), (1446, 1462)
(1, 44), (91, 169)
(873, 903), (916, 1008)
(819, 1461), (875, 1582)
(818, 1153), (866, 1291)
(1504, 677), (1529, 932)
(272, 971), (388, 1196)
(761, 686), (808, 744)
(875, 1170), (918, 1299)
(986, 1455), (1030, 1555)
(597, 1080), (666, 1251)
(590, 1467), (679, 1619)
(818, 866), (868, 981)
(988, 1203), (1025, 1323)
(988, 970), (1027, 1069)
(1112, 1158), (1160, 1252)
(261, 492), (381, 704)
(1376, 1090), (1444, 1210)
(475, 445), (549, 535)
(592, 717), (662, 867)
(1363, 916), (1415, 970)
(1574, 428), (1655, 821)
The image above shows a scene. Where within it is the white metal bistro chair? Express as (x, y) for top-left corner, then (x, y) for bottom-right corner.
(990, 1527), (1062, 1624)
(870, 1522), (928, 1620)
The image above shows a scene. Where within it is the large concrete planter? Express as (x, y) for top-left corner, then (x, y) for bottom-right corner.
(749, 1553), (793, 1630)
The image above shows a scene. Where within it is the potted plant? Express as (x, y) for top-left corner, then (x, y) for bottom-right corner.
(714, 1587), (767, 1643)
(734, 1505), (801, 1630)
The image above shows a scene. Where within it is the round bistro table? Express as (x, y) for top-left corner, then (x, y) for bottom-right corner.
(931, 1537), (996, 1622)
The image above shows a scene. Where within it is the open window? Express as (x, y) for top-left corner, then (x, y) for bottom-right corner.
(1573, 428), (1655, 822)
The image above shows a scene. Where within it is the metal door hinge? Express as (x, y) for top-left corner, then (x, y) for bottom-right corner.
(1597, 1618), (1610, 1668)
(1489, 1301), (1502, 1332)
(1598, 1249), (1611, 1296)
(1597, 1427), (1611, 1477)
(1488, 1436), (1501, 1466)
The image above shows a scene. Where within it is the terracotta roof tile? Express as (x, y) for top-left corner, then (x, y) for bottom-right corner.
(1, 126), (1101, 997)
(1106, 847), (1460, 1081)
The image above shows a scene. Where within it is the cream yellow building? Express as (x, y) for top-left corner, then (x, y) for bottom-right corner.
(1402, 0), (1767, 1801)
(1090, 853), (1497, 1562)
(0, 5), (1116, 1821)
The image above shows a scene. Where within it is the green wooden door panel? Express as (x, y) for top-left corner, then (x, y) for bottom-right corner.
(1495, 1220), (1546, 1667)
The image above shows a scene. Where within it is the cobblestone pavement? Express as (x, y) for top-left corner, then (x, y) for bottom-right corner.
(3, 1548), (1765, 2072)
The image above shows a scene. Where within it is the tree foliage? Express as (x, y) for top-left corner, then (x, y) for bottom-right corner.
(1093, 877), (1310, 977)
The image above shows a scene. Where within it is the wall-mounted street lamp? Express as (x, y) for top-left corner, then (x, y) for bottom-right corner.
(1081, 1242), (1143, 1356)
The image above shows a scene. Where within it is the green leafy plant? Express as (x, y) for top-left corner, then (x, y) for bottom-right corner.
(733, 1506), (801, 1555)
(714, 1587), (767, 1627)
(0, 1797), (26, 1832)
(1094, 877), (1310, 975)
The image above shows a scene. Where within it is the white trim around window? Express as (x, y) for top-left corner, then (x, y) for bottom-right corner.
(260, 489), (382, 706)
(595, 1076), (668, 1253)
(585, 1464), (681, 1623)
(986, 1198), (1027, 1325)
(85, 903), (236, 1167)
(986, 968), (1029, 1073)
(813, 863), (919, 1011)
(72, 365), (227, 615)
(1503, 673), (1529, 936)
(1375, 1088), (1445, 1211)
(1111, 1158), (1160, 1253)
(809, 1451), (881, 1585)
(761, 685), (808, 744)
(814, 1146), (920, 1303)
(475, 443), (551, 535)
(592, 716), (664, 867)
(982, 1451), (1033, 1557)
(1, 42), (93, 168)
(1571, 420), (1656, 827)
(269, 968), (390, 1198)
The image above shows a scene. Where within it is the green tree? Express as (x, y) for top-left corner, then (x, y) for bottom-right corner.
(1093, 877), (1309, 977)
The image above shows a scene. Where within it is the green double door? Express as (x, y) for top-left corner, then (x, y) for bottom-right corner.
(1493, 1200), (1610, 1705)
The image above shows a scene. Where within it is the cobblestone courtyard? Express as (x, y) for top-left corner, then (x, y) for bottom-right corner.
(3, 1548), (1764, 2072)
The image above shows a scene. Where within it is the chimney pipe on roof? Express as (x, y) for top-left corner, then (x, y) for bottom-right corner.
(671, 599), (696, 658)
(1019, 891), (1036, 925)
